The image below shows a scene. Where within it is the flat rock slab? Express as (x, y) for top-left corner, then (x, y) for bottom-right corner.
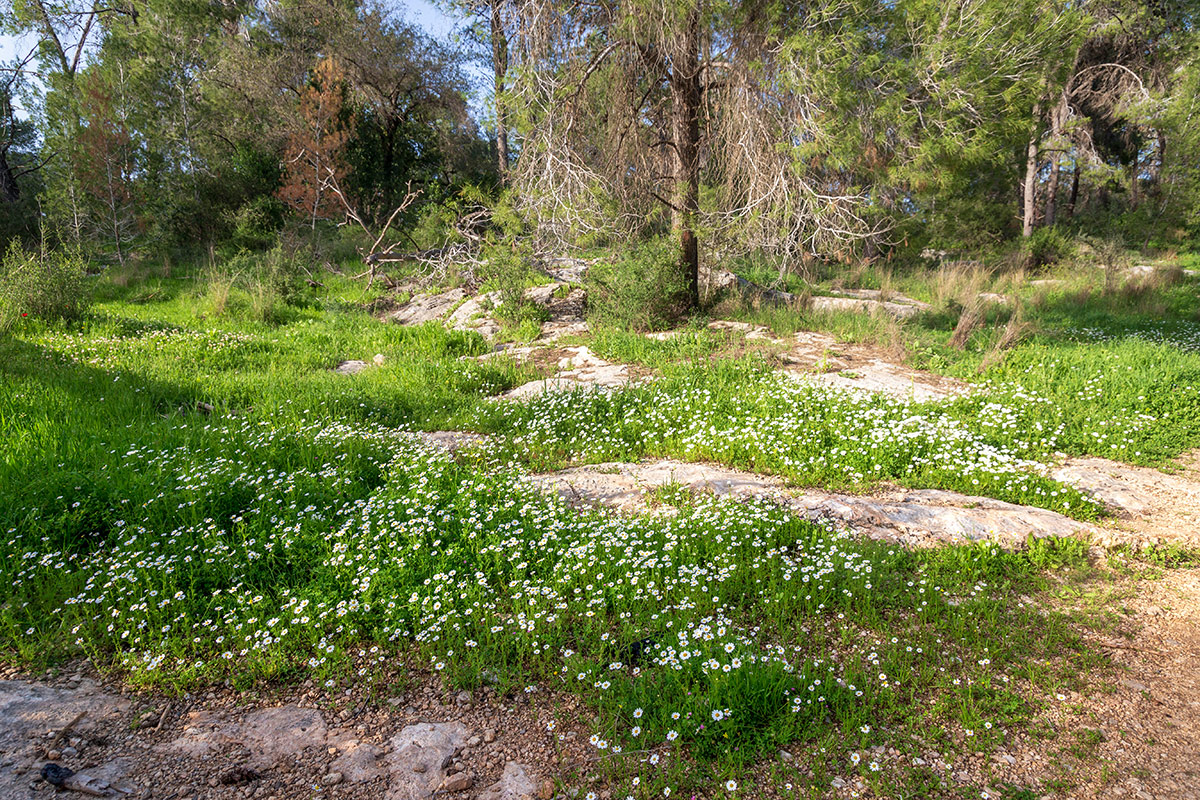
(1052, 454), (1200, 546)
(789, 361), (967, 403)
(777, 331), (967, 402)
(162, 706), (473, 799)
(710, 272), (927, 319)
(415, 430), (490, 453)
(810, 295), (925, 320)
(385, 288), (468, 326)
(827, 288), (931, 310)
(0, 680), (133, 797)
(501, 346), (631, 400)
(529, 460), (1090, 548)
(164, 704), (328, 764)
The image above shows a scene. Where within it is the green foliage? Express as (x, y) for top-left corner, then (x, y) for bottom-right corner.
(229, 196), (287, 251)
(0, 242), (90, 331)
(200, 245), (313, 325)
(0, 262), (1157, 795)
(1021, 227), (1075, 271)
(480, 237), (546, 326)
(585, 238), (690, 332)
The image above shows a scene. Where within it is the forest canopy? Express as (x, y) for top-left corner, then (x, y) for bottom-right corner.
(2, 0), (1199, 294)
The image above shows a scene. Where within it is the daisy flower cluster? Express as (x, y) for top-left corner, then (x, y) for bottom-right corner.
(39, 325), (256, 371)
(491, 369), (1095, 516)
(0, 410), (1012, 770)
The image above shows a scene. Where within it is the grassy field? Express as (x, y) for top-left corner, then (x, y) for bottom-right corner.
(2, 259), (1198, 797)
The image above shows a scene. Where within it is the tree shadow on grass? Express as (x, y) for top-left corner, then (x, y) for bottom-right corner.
(0, 336), (206, 548)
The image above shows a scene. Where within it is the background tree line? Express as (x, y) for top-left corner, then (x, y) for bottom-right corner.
(2, 0), (1199, 303)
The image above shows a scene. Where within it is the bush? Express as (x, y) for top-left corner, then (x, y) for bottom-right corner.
(229, 196), (286, 251)
(1021, 226), (1075, 271)
(0, 242), (90, 332)
(480, 238), (545, 326)
(200, 245), (311, 325)
(585, 238), (690, 332)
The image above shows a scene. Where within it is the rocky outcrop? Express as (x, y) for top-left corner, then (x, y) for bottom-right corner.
(385, 288), (468, 325)
(501, 346), (631, 400)
(529, 459), (1091, 548)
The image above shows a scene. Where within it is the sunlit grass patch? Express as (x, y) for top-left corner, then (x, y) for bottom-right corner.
(0, 412), (1101, 793)
(487, 364), (1099, 517)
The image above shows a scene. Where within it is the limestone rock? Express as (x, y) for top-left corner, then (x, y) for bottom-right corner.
(385, 721), (469, 800)
(163, 705), (327, 765)
(529, 459), (1091, 548)
(787, 361), (967, 403)
(415, 431), (489, 454)
(501, 346), (630, 400)
(447, 291), (500, 330)
(334, 360), (371, 375)
(385, 289), (467, 325)
(329, 742), (385, 783)
(478, 762), (539, 800)
(809, 295), (925, 320)
(825, 288), (931, 310)
(1051, 457), (1200, 518)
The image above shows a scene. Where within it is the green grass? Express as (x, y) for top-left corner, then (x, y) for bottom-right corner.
(0, 260), (1187, 798)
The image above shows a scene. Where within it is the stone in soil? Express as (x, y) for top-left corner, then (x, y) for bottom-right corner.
(334, 359), (371, 375)
(478, 762), (539, 800)
(0, 680), (133, 797)
(385, 722), (469, 800)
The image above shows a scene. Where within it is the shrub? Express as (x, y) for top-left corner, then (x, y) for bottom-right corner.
(0, 242), (90, 331)
(228, 196), (286, 250)
(201, 245), (310, 324)
(481, 238), (545, 326)
(586, 238), (690, 332)
(1021, 226), (1075, 271)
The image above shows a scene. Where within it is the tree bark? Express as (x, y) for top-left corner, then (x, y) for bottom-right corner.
(0, 147), (19, 204)
(1066, 159), (1080, 218)
(1044, 156), (1059, 227)
(1022, 102), (1041, 238)
(670, 8), (702, 308)
(490, 0), (509, 183)
(1129, 159), (1140, 208)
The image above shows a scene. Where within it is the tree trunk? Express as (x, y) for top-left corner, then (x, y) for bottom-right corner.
(1066, 159), (1080, 218)
(0, 148), (19, 204)
(1022, 103), (1041, 238)
(490, 0), (509, 183)
(1129, 159), (1140, 208)
(671, 8), (702, 308)
(1044, 156), (1059, 227)
(382, 119), (397, 212)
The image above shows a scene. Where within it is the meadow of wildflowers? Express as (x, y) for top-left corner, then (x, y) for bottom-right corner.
(1, 272), (1195, 795)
